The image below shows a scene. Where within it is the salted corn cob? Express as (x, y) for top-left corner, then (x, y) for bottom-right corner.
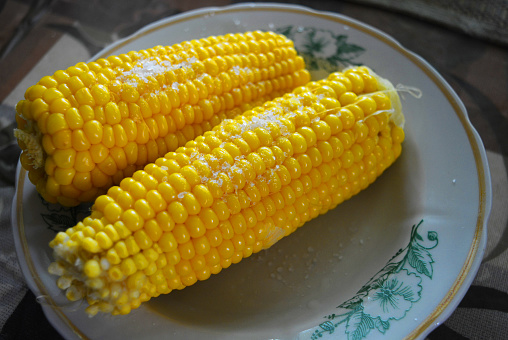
(14, 31), (310, 206)
(48, 66), (405, 316)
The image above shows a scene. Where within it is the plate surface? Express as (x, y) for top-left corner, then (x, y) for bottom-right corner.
(12, 3), (491, 340)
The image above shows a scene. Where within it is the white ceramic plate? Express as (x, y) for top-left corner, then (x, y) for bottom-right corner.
(12, 3), (491, 340)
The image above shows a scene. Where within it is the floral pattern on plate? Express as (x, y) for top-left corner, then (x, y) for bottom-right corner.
(39, 196), (91, 233)
(310, 221), (438, 339)
(276, 25), (365, 72)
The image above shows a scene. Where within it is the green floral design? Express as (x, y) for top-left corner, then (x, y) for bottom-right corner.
(276, 25), (365, 72)
(310, 220), (438, 340)
(39, 194), (91, 233)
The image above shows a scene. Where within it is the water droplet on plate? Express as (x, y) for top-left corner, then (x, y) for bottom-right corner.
(307, 299), (320, 309)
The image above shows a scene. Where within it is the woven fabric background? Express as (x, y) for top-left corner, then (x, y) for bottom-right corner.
(351, 0), (508, 45)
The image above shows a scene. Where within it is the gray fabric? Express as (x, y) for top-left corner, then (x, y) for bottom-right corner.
(351, 0), (508, 45)
(0, 105), (25, 331)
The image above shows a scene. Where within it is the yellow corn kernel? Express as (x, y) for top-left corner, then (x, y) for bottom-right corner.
(120, 258), (137, 276)
(133, 229), (153, 250)
(83, 259), (101, 278)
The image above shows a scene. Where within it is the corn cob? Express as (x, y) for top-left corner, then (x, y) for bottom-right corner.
(14, 31), (310, 206)
(48, 66), (405, 316)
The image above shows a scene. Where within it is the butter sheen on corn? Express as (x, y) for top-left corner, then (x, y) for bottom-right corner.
(48, 66), (405, 316)
(14, 31), (310, 206)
